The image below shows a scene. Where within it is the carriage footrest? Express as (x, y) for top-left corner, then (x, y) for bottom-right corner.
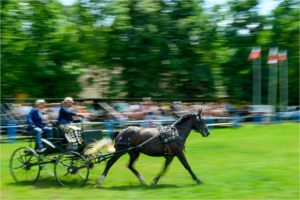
(67, 143), (78, 150)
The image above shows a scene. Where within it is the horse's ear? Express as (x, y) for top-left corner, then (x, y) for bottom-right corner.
(197, 109), (202, 117)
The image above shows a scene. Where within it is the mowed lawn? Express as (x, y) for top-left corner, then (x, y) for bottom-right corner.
(1, 123), (299, 199)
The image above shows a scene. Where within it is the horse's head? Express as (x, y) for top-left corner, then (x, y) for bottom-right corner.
(192, 109), (210, 137)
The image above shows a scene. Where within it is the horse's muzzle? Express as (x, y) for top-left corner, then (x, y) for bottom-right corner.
(203, 130), (210, 137)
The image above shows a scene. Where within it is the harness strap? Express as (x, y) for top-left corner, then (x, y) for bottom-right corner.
(172, 128), (175, 138)
(175, 126), (192, 130)
(175, 129), (186, 142)
(127, 127), (135, 147)
(159, 129), (168, 156)
(170, 126), (186, 142)
(134, 136), (185, 151)
(116, 127), (130, 146)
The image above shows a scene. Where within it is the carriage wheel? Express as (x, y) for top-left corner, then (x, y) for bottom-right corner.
(10, 147), (40, 184)
(54, 151), (89, 187)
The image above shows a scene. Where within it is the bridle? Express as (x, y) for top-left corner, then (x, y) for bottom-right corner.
(196, 115), (207, 137)
(171, 114), (206, 140)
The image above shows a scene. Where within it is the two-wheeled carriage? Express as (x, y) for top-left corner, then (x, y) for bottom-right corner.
(10, 122), (104, 187)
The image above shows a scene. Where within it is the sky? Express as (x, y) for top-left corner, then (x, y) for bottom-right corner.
(204, 0), (282, 15)
(60, 0), (282, 15)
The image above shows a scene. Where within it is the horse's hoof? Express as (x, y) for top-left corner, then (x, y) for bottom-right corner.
(96, 179), (102, 185)
(141, 181), (148, 186)
(151, 180), (157, 186)
(96, 175), (105, 185)
(196, 179), (203, 184)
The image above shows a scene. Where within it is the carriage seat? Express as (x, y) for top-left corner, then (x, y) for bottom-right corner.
(22, 131), (36, 137)
(51, 123), (66, 138)
(22, 124), (66, 145)
(22, 130), (65, 141)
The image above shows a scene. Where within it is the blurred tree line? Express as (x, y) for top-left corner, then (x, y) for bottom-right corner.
(1, 0), (299, 105)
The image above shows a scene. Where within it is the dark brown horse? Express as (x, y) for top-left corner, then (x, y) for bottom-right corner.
(84, 109), (210, 186)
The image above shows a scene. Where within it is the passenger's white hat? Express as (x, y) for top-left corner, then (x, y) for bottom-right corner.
(35, 99), (46, 105)
(64, 97), (74, 103)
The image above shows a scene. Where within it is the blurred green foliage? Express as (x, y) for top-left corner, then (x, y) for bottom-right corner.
(1, 0), (83, 98)
(1, 0), (299, 104)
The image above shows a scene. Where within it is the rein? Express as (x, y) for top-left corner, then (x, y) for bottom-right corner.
(174, 126), (192, 130)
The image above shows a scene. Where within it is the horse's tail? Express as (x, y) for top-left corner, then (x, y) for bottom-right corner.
(84, 131), (120, 156)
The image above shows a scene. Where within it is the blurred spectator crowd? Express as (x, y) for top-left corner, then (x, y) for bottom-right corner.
(1, 101), (232, 124)
(1, 101), (299, 127)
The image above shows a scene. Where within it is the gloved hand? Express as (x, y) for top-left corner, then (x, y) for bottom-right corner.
(31, 124), (36, 128)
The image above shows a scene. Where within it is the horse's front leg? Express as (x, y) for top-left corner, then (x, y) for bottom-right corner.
(176, 152), (203, 184)
(97, 153), (124, 185)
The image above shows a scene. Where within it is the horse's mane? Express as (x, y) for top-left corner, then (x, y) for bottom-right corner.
(171, 113), (195, 126)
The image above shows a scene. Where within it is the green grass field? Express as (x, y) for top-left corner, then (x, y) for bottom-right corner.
(1, 123), (299, 199)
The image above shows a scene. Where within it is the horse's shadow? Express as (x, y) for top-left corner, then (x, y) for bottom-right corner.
(6, 177), (193, 190)
(6, 177), (62, 189)
(100, 184), (183, 191)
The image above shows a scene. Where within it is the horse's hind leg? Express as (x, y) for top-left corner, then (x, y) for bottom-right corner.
(97, 153), (124, 185)
(151, 156), (174, 186)
(128, 152), (148, 185)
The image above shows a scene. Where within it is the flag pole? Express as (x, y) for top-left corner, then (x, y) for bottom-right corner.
(267, 47), (279, 108)
(253, 51), (261, 105)
(279, 50), (288, 111)
(248, 46), (261, 105)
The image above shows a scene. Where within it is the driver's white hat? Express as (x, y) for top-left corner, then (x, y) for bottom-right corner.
(35, 99), (46, 105)
(64, 97), (74, 103)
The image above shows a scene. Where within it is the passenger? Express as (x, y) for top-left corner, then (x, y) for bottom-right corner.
(57, 97), (84, 146)
(27, 99), (53, 153)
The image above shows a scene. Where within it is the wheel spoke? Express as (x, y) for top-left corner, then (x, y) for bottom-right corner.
(77, 171), (85, 179)
(59, 161), (71, 168)
(25, 155), (33, 163)
(58, 162), (68, 168)
(13, 165), (24, 170)
(63, 172), (69, 177)
(17, 151), (25, 164)
(18, 151), (24, 163)
(15, 157), (24, 165)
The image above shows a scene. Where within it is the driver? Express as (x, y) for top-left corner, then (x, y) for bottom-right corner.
(57, 97), (83, 146)
(27, 99), (53, 152)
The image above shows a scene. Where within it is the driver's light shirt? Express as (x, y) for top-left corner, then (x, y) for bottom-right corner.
(38, 111), (43, 119)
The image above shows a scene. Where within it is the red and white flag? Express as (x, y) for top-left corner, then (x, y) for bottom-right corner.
(278, 50), (287, 66)
(267, 47), (278, 64)
(278, 50), (287, 61)
(247, 46), (261, 61)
